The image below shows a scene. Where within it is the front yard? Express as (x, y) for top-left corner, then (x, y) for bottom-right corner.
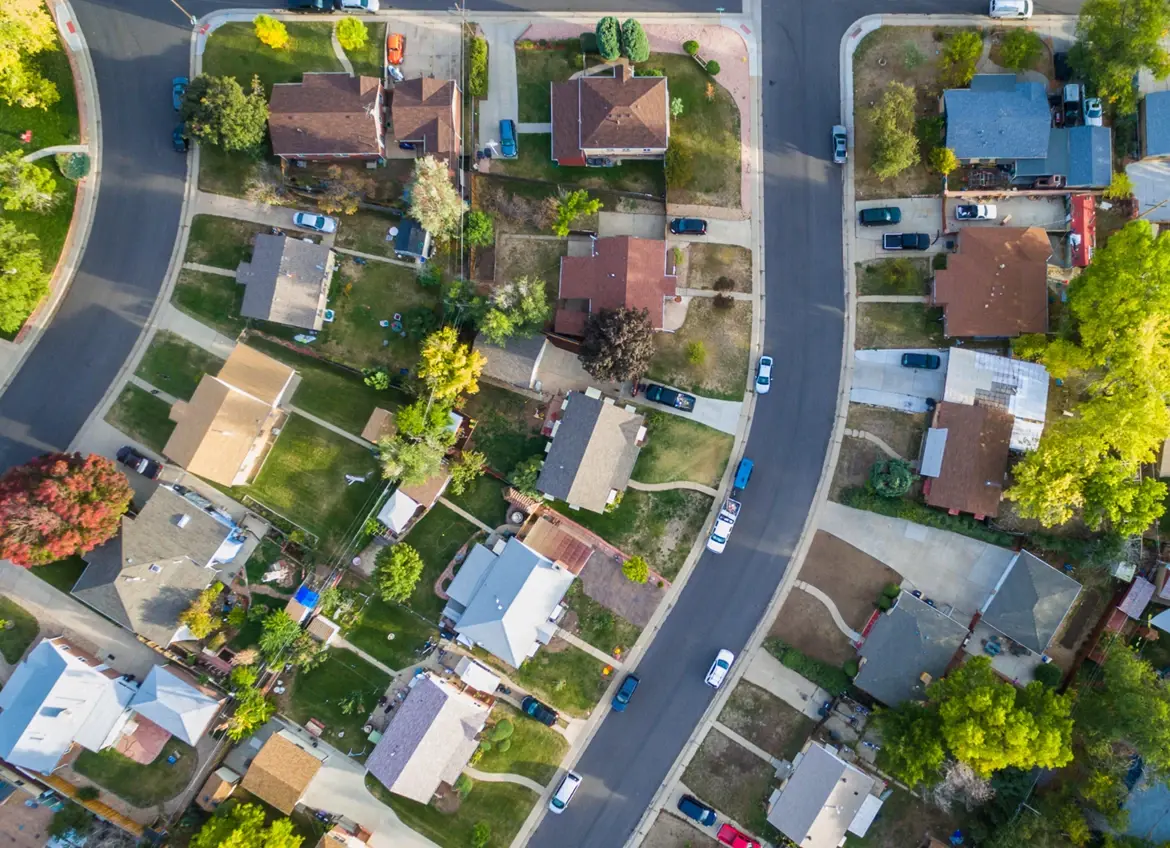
(73, 738), (197, 807)
(403, 504), (479, 620)
(475, 702), (568, 785)
(855, 303), (945, 349)
(563, 581), (642, 657)
(171, 268), (247, 339)
(104, 384), (175, 452)
(830, 405), (928, 498)
(631, 410), (732, 487)
(344, 594), (438, 670)
(681, 728), (777, 838)
(490, 133), (666, 196)
(856, 258), (932, 296)
(647, 299), (751, 400)
(718, 681), (814, 761)
(0, 597), (39, 663)
(135, 331), (225, 401)
(370, 773), (536, 848)
(480, 640), (610, 718)
(515, 41), (585, 122)
(683, 243), (752, 293)
(185, 215), (270, 270)
(282, 648), (391, 749)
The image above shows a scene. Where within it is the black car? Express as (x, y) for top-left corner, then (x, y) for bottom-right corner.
(882, 232), (931, 251)
(116, 446), (163, 479)
(859, 206), (901, 227)
(521, 695), (558, 726)
(901, 352), (942, 370)
(669, 217), (707, 236)
(644, 383), (696, 412)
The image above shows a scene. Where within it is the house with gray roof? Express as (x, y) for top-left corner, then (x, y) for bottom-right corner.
(365, 672), (489, 803)
(1143, 91), (1170, 158)
(979, 549), (1080, 655)
(74, 485), (247, 647)
(236, 233), (335, 330)
(441, 537), (575, 667)
(767, 742), (883, 847)
(854, 592), (969, 706)
(536, 389), (645, 513)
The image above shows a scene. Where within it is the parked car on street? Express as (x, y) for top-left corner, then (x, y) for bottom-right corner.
(386, 32), (405, 64)
(548, 771), (581, 814)
(955, 204), (997, 220)
(718, 824), (762, 848)
(669, 217), (707, 235)
(858, 206), (901, 226)
(732, 458), (753, 497)
(832, 124), (847, 164)
(611, 674), (639, 711)
(172, 124), (188, 153)
(882, 232), (930, 251)
(755, 355), (773, 393)
(171, 77), (188, 111)
(116, 446), (162, 479)
(287, 0), (335, 10)
(293, 212), (337, 233)
(499, 119), (517, 158)
(340, 0), (379, 9)
(706, 498), (741, 554)
(677, 795), (717, 826)
(1085, 97), (1103, 126)
(1033, 175), (1067, 189)
(901, 352), (942, 370)
(989, 0), (1032, 17)
(521, 696), (558, 726)
(705, 649), (735, 688)
(644, 383), (696, 412)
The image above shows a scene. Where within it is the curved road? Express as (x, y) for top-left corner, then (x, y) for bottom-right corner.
(0, 0), (1085, 846)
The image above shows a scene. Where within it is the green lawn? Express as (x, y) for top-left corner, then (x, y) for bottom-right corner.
(240, 413), (382, 553)
(202, 21), (342, 94)
(334, 210), (405, 257)
(345, 595), (438, 670)
(476, 703), (568, 786)
(185, 215), (271, 270)
(515, 42), (585, 123)
(490, 133), (665, 196)
(446, 475), (508, 528)
(0, 597), (39, 663)
(284, 649), (391, 747)
(856, 258), (932, 297)
(243, 537), (298, 595)
(631, 410), (732, 488)
(462, 385), (545, 476)
(369, 772), (537, 848)
(647, 299), (751, 400)
(244, 335), (405, 435)
(563, 582), (641, 657)
(135, 331), (225, 401)
(343, 20), (385, 79)
(73, 739), (197, 807)
(479, 642), (609, 718)
(103, 384), (175, 452)
(172, 268), (247, 339)
(197, 145), (277, 199)
(403, 505), (478, 620)
(33, 555), (87, 593)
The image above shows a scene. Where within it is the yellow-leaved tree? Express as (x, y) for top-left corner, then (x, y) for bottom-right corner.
(0, 0), (60, 109)
(254, 15), (290, 50)
(418, 326), (485, 402)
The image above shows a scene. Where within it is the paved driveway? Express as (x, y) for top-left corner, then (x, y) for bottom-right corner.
(853, 197), (944, 261)
(944, 195), (1068, 231)
(668, 218), (753, 248)
(391, 17), (462, 84)
(598, 211), (667, 239)
(850, 348), (948, 412)
(818, 502), (1015, 619)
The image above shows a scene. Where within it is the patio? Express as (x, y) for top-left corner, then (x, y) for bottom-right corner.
(963, 619), (1046, 687)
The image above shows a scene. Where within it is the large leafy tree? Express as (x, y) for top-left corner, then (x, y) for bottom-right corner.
(419, 326), (485, 401)
(317, 164), (372, 216)
(0, 452), (133, 566)
(378, 435), (446, 486)
(0, 219), (48, 334)
(875, 702), (947, 786)
(0, 151), (57, 211)
(259, 610), (302, 659)
(407, 155), (466, 240)
(1076, 644), (1170, 773)
(0, 0), (60, 109)
(939, 30), (984, 88)
(181, 74), (269, 151)
(192, 803), (301, 848)
(578, 306), (655, 382)
(867, 81), (919, 180)
(374, 543), (424, 603)
(178, 583), (224, 640)
(448, 450), (486, 496)
(479, 276), (551, 345)
(225, 687), (275, 741)
(550, 189), (602, 237)
(1071, 0), (1170, 114)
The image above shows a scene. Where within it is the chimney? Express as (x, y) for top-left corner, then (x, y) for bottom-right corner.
(619, 62), (633, 83)
(177, 514), (191, 529)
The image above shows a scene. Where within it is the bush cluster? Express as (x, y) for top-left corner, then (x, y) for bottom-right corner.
(839, 487), (1014, 546)
(467, 37), (488, 98)
(764, 638), (853, 694)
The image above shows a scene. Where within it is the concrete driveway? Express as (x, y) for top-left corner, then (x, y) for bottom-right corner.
(944, 195), (1068, 231)
(818, 502), (1015, 619)
(625, 383), (743, 435)
(475, 21), (527, 154)
(391, 17), (462, 85)
(668, 217), (753, 249)
(850, 348), (948, 413)
(598, 211), (667, 239)
(853, 197), (945, 261)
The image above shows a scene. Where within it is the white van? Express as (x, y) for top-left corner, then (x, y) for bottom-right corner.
(989, 0), (1032, 17)
(549, 771), (581, 814)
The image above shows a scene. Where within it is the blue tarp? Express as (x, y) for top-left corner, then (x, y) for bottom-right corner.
(294, 585), (320, 609)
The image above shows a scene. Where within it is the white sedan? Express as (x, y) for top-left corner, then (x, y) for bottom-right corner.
(705, 649), (735, 688)
(755, 355), (773, 395)
(293, 212), (337, 233)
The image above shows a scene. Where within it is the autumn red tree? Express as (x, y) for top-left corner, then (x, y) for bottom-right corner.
(0, 453), (133, 566)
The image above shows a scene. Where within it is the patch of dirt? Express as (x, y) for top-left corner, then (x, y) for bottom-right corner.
(799, 530), (901, 630)
(682, 243), (752, 292)
(493, 235), (568, 294)
(642, 812), (721, 848)
(847, 405), (929, 460)
(718, 680), (815, 761)
(432, 785), (461, 814)
(768, 590), (856, 666)
(681, 728), (776, 835)
(648, 299), (751, 399)
(855, 303), (946, 350)
(830, 434), (885, 500)
(542, 635), (571, 654)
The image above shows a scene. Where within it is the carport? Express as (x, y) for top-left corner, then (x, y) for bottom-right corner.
(850, 348), (948, 413)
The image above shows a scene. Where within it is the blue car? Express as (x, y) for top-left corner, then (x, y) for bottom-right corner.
(732, 458), (753, 496)
(611, 674), (639, 711)
(172, 124), (188, 153)
(677, 794), (717, 826)
(172, 76), (188, 111)
(499, 119), (517, 158)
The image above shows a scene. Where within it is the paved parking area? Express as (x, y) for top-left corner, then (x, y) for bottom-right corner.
(668, 218), (752, 248)
(853, 197), (945, 261)
(851, 348), (948, 413)
(598, 211), (667, 239)
(944, 195), (1068, 231)
(389, 18), (462, 85)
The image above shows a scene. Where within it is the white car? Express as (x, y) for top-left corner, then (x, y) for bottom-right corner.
(548, 771), (581, 814)
(293, 212), (337, 233)
(705, 649), (735, 688)
(755, 355), (773, 395)
(706, 514), (736, 554)
(340, 0), (379, 9)
(989, 0), (1032, 17)
(1085, 98), (1103, 127)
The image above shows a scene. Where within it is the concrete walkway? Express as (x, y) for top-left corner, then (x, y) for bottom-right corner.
(196, 191), (314, 231)
(289, 405), (374, 449)
(856, 294), (930, 303)
(742, 650), (831, 720)
(333, 246), (419, 269)
(465, 767), (546, 793)
(182, 261), (235, 277)
(476, 22), (528, 153)
(843, 428), (906, 461)
(711, 721), (783, 768)
(437, 496), (493, 533)
(619, 385), (742, 436)
(333, 635), (398, 676)
(555, 627), (622, 668)
(794, 580), (862, 643)
(156, 302), (240, 359)
(628, 479), (719, 497)
(24, 143), (88, 162)
(331, 26), (356, 76)
(516, 122), (551, 134)
(129, 375), (178, 405)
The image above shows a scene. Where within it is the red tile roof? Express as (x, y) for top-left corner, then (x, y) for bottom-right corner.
(269, 74), (383, 159)
(551, 65), (669, 164)
(555, 236), (676, 335)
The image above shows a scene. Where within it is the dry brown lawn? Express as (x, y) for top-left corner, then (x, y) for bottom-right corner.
(855, 302), (946, 349)
(683, 243), (752, 292)
(493, 235), (568, 291)
(769, 589), (856, 666)
(648, 299), (750, 400)
(718, 681), (814, 761)
(832, 405), (928, 499)
(681, 729), (776, 837)
(642, 813), (721, 848)
(799, 530), (901, 630)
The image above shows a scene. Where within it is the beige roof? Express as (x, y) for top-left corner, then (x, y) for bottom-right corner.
(195, 766), (239, 812)
(241, 732), (324, 814)
(217, 344), (297, 405)
(362, 407), (395, 442)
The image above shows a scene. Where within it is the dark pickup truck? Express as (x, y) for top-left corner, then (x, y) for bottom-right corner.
(288, 0), (335, 10)
(882, 232), (931, 251)
(644, 383), (696, 412)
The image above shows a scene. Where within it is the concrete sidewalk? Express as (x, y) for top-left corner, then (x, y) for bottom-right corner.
(742, 650), (830, 720)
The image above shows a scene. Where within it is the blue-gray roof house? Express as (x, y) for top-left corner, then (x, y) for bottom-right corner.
(394, 218), (432, 262)
(1014, 126), (1113, 188)
(1143, 90), (1170, 158)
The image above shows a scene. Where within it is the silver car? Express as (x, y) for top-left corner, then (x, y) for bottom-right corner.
(293, 212), (337, 233)
(832, 125), (847, 165)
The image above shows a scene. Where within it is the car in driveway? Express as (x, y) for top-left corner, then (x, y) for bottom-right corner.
(644, 383), (696, 412)
(386, 32), (405, 65)
(521, 696), (558, 726)
(901, 352), (942, 370)
(171, 77), (187, 111)
(293, 212), (337, 233)
(832, 124), (847, 164)
(955, 204), (997, 220)
(705, 649), (735, 688)
(755, 355), (772, 394)
(499, 119), (517, 158)
(858, 206), (901, 226)
(677, 795), (717, 826)
(669, 217), (707, 235)
(882, 232), (930, 251)
(611, 674), (639, 711)
(172, 124), (188, 153)
(116, 446), (162, 479)
(1085, 97), (1103, 126)
(718, 824), (761, 848)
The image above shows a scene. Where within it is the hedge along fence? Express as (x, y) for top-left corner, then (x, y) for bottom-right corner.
(838, 486), (1014, 547)
(467, 34), (488, 98)
(764, 638), (856, 696)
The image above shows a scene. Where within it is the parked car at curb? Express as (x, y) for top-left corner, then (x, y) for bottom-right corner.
(677, 795), (717, 826)
(989, 0), (1032, 17)
(732, 458), (753, 497)
(901, 352), (942, 370)
(117, 446), (163, 479)
(387, 32), (405, 65)
(548, 771), (581, 814)
(755, 355), (773, 394)
(882, 232), (930, 251)
(718, 824), (762, 848)
(521, 696), (558, 726)
(171, 77), (188, 111)
(858, 206), (901, 226)
(705, 649), (735, 688)
(706, 498), (741, 554)
(611, 674), (639, 711)
(340, 0), (379, 9)
(832, 124), (847, 164)
(955, 204), (997, 220)
(293, 212), (337, 233)
(172, 124), (188, 153)
(287, 0), (335, 10)
(669, 217), (707, 235)
(644, 383), (696, 412)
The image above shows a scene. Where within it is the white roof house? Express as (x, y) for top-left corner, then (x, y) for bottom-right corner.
(454, 656), (501, 693)
(943, 348), (1049, 451)
(127, 666), (223, 745)
(766, 743), (882, 848)
(377, 489), (421, 535)
(441, 537), (575, 667)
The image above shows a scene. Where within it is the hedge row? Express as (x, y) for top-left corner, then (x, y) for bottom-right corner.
(467, 36), (488, 98)
(838, 487), (1014, 547)
(764, 638), (854, 695)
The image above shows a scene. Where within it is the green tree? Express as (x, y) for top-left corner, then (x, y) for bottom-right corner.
(683, 39), (700, 56)
(374, 543), (425, 603)
(0, 151), (56, 211)
(420, 326), (485, 401)
(192, 802), (302, 848)
(706, 60), (721, 76)
(181, 74), (269, 151)
(287, 630), (328, 671)
(0, 0), (61, 109)
(259, 610), (302, 659)
(318, 164), (373, 216)
(363, 367), (390, 390)
(467, 37), (489, 97)
(395, 397), (456, 444)
(464, 209), (494, 247)
(509, 455), (544, 496)
(940, 30), (984, 87)
(1071, 0), (1170, 114)
(49, 802), (93, 839)
(224, 688), (276, 742)
(448, 450), (486, 496)
(408, 154), (466, 240)
(378, 435), (446, 486)
(254, 15), (290, 49)
(578, 306), (655, 382)
(335, 17), (368, 52)
(596, 17), (621, 61)
(179, 583), (224, 640)
(1076, 644), (1170, 773)
(0, 220), (47, 334)
(671, 96), (685, 118)
(479, 275), (551, 345)
(875, 702), (947, 786)
(686, 340), (706, 364)
(229, 663), (258, 690)
(470, 823), (491, 848)
(999, 29), (1043, 71)
(867, 81), (920, 180)
(929, 146), (959, 176)
(1104, 170), (1135, 200)
(622, 555), (650, 584)
(551, 189), (602, 237)
(869, 458), (914, 498)
(620, 19), (650, 63)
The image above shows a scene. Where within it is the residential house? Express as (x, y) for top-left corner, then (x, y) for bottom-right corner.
(453, 657), (500, 695)
(931, 227), (1052, 338)
(944, 74), (1112, 187)
(477, 333), (548, 392)
(550, 64), (669, 166)
(74, 485), (248, 647)
(365, 672), (489, 803)
(517, 511), (600, 575)
(536, 389), (645, 513)
(269, 73), (384, 162)
(376, 468), (452, 536)
(854, 592), (969, 706)
(195, 766), (240, 812)
(1128, 91), (1170, 220)
(441, 537), (577, 667)
(317, 821), (373, 848)
(766, 742), (883, 847)
(164, 344), (297, 487)
(240, 730), (326, 814)
(919, 402), (1013, 519)
(942, 348), (1049, 451)
(393, 218), (432, 264)
(976, 550), (1081, 656)
(236, 234), (336, 331)
(127, 665), (224, 746)
(554, 236), (677, 337)
(391, 78), (461, 160)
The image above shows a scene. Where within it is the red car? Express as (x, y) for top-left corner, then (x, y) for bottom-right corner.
(717, 824), (761, 848)
(386, 32), (405, 65)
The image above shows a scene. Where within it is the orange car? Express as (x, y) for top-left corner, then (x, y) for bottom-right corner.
(387, 32), (405, 65)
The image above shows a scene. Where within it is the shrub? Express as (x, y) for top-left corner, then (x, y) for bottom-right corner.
(839, 487), (1014, 546)
(882, 582), (901, 599)
(940, 30), (983, 88)
(417, 262), (443, 288)
(713, 293), (734, 309)
(478, 739), (492, 753)
(672, 246), (684, 266)
(671, 97), (685, 118)
(714, 276), (735, 291)
(75, 786), (100, 802)
(471, 823), (491, 848)
(843, 659), (860, 678)
(622, 555), (650, 583)
(253, 15), (289, 50)
(467, 37), (489, 98)
(363, 367), (390, 390)
(336, 17), (368, 52)
(706, 59), (721, 75)
(877, 595), (893, 611)
(932, 252), (948, 271)
(465, 209), (494, 246)
(999, 28), (1043, 72)
(765, 638), (853, 694)
(1033, 662), (1063, 688)
(579, 31), (598, 54)
(453, 774), (473, 798)
(868, 458), (915, 498)
(683, 39), (700, 56)
(55, 152), (89, 180)
(620, 19), (650, 63)
(1105, 171), (1135, 200)
(490, 719), (515, 741)
(639, 67), (665, 76)
(596, 16), (621, 61)
(664, 142), (693, 188)
(686, 340), (707, 364)
(404, 305), (440, 340)
(929, 146), (959, 176)
(496, 737), (512, 753)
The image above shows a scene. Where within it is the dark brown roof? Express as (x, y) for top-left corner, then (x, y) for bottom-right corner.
(932, 227), (1051, 337)
(555, 236), (676, 335)
(924, 402), (1013, 518)
(519, 513), (593, 575)
(391, 78), (461, 157)
(550, 66), (669, 164)
(269, 74), (383, 158)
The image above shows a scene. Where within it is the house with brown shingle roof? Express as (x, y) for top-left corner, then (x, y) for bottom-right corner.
(269, 73), (384, 162)
(163, 344), (297, 487)
(241, 730), (325, 814)
(555, 236), (677, 337)
(931, 227), (1052, 338)
(391, 78), (461, 159)
(550, 64), (669, 166)
(920, 402), (1013, 519)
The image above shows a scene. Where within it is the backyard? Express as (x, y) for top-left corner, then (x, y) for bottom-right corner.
(846, 785), (962, 848)
(479, 640), (610, 718)
(185, 215), (270, 270)
(475, 702), (568, 785)
(515, 41), (586, 123)
(681, 728), (777, 838)
(344, 594), (438, 670)
(492, 235), (568, 293)
(462, 385), (546, 476)
(631, 411), (732, 487)
(683, 243), (752, 293)
(647, 299), (751, 400)
(473, 176), (599, 236)
(282, 649), (391, 749)
(104, 384), (176, 452)
(370, 774), (536, 848)
(33, 556), (87, 593)
(0, 597), (39, 663)
(403, 504), (479, 620)
(718, 681), (814, 761)
(490, 133), (666, 196)
(335, 209), (406, 258)
(73, 738), (197, 807)
(135, 331), (225, 401)
(855, 303), (945, 349)
(446, 474), (509, 528)
(171, 268), (248, 339)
